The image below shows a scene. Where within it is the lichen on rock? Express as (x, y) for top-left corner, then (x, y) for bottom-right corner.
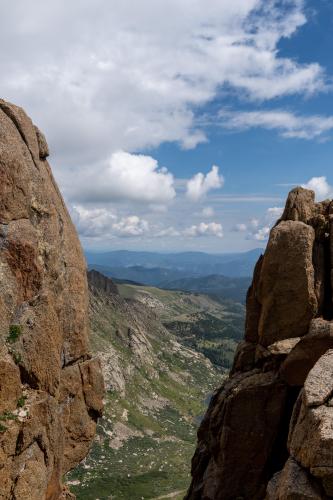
(0, 100), (104, 500)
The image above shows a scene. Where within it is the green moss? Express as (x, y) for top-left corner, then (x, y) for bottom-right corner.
(7, 325), (22, 343)
(0, 423), (7, 433)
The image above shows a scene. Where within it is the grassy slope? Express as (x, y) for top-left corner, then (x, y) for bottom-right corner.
(67, 284), (227, 500)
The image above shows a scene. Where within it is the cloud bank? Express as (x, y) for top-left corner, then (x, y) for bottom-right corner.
(1, 0), (330, 250)
(72, 204), (224, 241)
(0, 0), (326, 176)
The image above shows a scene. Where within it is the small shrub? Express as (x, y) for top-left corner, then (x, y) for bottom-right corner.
(17, 396), (27, 408)
(7, 325), (22, 343)
(0, 412), (17, 422)
(0, 423), (7, 433)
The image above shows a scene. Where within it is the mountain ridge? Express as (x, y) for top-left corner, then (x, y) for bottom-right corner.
(86, 248), (262, 278)
(87, 264), (250, 304)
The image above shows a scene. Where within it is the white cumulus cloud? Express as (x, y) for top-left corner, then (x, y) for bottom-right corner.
(112, 216), (150, 237)
(302, 176), (333, 201)
(186, 166), (224, 201)
(71, 205), (149, 239)
(71, 151), (176, 204)
(183, 222), (223, 238)
(236, 206), (283, 242)
(71, 205), (117, 238)
(253, 226), (270, 241)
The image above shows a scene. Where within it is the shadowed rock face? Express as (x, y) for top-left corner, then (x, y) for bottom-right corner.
(0, 100), (104, 500)
(186, 187), (333, 500)
(87, 269), (119, 296)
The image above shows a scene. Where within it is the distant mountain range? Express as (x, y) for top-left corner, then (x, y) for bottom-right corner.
(85, 248), (262, 278)
(87, 263), (187, 286)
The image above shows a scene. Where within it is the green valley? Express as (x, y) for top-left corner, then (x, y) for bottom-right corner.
(67, 270), (244, 499)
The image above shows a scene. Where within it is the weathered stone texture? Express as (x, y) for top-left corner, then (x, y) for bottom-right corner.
(207, 372), (287, 499)
(257, 220), (317, 346)
(0, 100), (104, 499)
(265, 457), (324, 500)
(186, 186), (333, 499)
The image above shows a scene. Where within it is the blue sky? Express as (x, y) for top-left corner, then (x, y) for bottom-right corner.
(152, 0), (333, 197)
(1, 0), (333, 252)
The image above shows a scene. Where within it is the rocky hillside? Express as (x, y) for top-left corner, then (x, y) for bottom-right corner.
(0, 100), (104, 499)
(186, 187), (333, 499)
(67, 270), (225, 500)
(117, 282), (244, 369)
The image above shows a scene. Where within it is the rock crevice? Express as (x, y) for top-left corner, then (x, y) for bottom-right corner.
(186, 187), (333, 499)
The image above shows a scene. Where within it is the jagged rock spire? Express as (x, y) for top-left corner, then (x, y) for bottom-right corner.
(186, 186), (333, 499)
(0, 100), (104, 499)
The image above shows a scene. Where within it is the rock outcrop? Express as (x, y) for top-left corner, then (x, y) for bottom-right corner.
(0, 100), (104, 499)
(186, 187), (333, 499)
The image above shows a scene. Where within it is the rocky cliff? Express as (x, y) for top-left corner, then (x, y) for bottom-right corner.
(87, 269), (119, 296)
(186, 187), (333, 499)
(0, 100), (104, 499)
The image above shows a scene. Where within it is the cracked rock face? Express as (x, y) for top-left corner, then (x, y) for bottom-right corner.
(186, 187), (333, 500)
(0, 100), (104, 499)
